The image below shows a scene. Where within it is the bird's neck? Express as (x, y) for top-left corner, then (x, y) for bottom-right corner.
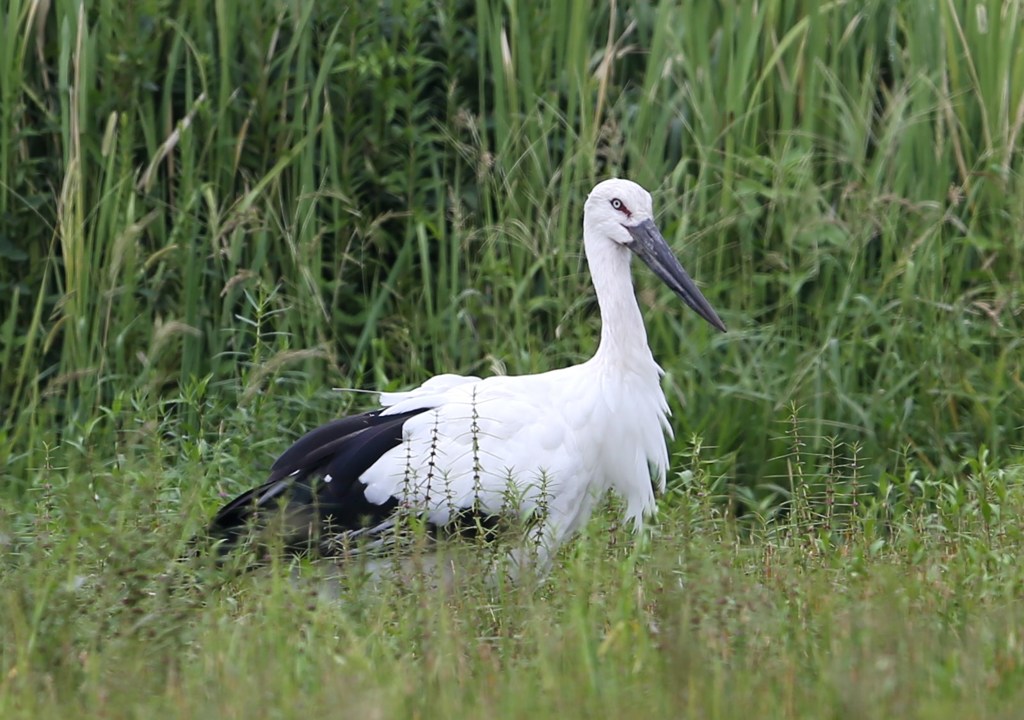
(586, 237), (656, 367)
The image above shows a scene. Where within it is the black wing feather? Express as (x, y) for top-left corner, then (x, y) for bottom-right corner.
(269, 409), (387, 478)
(207, 408), (426, 554)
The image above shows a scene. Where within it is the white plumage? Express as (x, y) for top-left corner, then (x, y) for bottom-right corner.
(209, 179), (726, 575)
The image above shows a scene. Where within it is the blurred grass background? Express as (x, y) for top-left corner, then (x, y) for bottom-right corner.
(2, 0), (1022, 491)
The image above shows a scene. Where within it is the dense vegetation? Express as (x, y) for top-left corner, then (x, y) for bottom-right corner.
(3, 0), (1020, 484)
(1, 0), (1022, 716)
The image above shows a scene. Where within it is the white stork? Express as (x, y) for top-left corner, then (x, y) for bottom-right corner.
(208, 178), (726, 576)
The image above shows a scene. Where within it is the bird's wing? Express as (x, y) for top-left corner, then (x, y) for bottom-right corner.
(206, 409), (425, 553)
(206, 369), (599, 557)
(361, 369), (601, 533)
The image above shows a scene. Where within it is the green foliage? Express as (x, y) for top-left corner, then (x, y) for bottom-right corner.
(1, 409), (1023, 717)
(1, 0), (1022, 487)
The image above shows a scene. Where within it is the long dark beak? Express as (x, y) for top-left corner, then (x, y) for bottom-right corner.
(626, 219), (727, 332)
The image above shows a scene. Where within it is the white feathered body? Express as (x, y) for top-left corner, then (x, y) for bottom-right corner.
(366, 350), (671, 552)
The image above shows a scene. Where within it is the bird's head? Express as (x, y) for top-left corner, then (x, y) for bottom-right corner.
(584, 178), (656, 245)
(583, 178), (727, 333)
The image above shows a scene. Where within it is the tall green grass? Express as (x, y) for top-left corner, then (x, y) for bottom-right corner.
(1, 413), (1022, 717)
(1, 4), (1024, 713)
(1, 2), (1022, 498)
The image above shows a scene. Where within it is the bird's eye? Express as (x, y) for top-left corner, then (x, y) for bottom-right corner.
(610, 198), (631, 216)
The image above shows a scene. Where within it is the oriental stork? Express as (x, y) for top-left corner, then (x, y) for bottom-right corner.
(207, 178), (726, 577)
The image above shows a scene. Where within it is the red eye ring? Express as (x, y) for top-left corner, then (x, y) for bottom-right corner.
(610, 198), (631, 217)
